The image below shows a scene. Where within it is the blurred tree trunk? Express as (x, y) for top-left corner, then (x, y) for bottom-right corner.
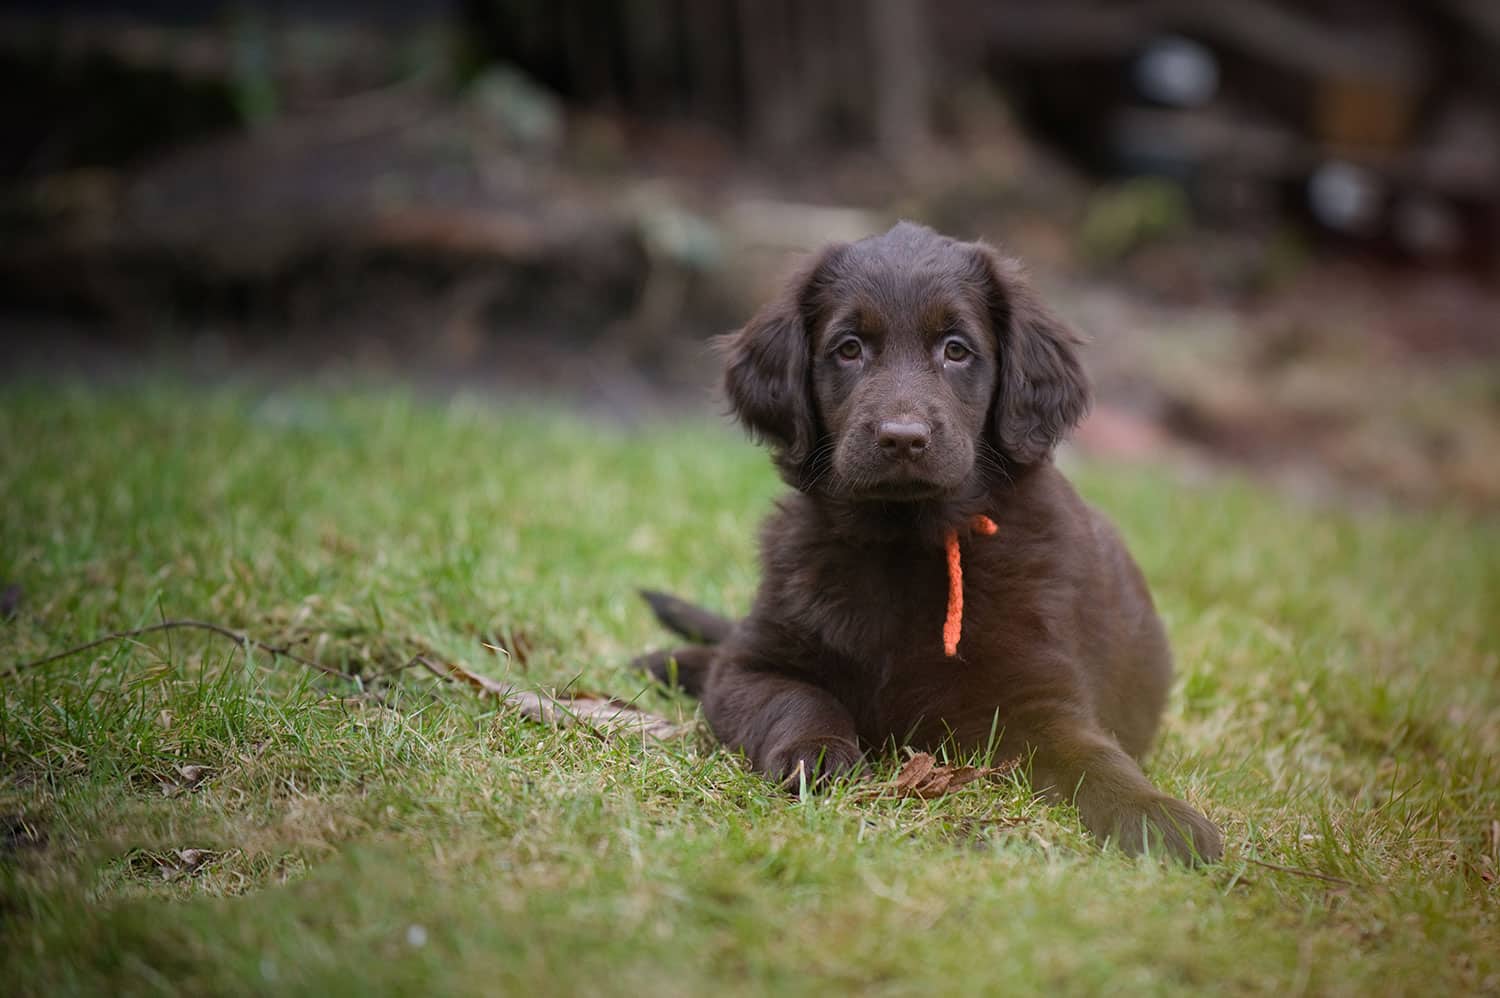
(871, 0), (933, 165)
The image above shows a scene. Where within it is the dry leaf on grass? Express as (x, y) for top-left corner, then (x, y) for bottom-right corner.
(894, 751), (936, 792)
(862, 752), (1017, 800)
(158, 764), (212, 798)
(172, 848), (214, 875)
(422, 657), (686, 740)
(142, 847), (219, 881)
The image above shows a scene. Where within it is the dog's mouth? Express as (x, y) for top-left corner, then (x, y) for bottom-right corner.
(851, 482), (947, 502)
(827, 433), (977, 503)
(838, 467), (958, 502)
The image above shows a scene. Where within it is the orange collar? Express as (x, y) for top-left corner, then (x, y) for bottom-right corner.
(943, 515), (998, 657)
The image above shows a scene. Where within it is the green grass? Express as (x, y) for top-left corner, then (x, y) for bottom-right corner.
(2, 382), (1497, 996)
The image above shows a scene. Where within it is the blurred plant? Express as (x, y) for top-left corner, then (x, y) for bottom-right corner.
(396, 23), (458, 89)
(467, 65), (563, 152)
(227, 5), (279, 128)
(633, 197), (723, 273)
(1079, 177), (1191, 263)
(1247, 226), (1313, 295)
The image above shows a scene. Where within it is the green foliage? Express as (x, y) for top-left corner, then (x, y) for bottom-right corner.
(2, 383), (1497, 995)
(227, 7), (279, 128)
(1079, 177), (1192, 263)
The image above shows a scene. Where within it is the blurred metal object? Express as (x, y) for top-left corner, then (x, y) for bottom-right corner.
(1132, 35), (1218, 108)
(1307, 162), (1384, 236)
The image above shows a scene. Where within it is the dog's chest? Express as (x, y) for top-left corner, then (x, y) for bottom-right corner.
(779, 535), (1034, 747)
(784, 539), (945, 663)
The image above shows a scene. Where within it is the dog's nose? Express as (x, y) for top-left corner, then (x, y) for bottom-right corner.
(878, 419), (930, 459)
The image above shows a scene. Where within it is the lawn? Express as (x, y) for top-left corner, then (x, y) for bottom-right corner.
(2, 382), (1497, 996)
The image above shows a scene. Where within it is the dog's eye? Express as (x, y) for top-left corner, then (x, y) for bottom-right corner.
(835, 338), (863, 362)
(943, 339), (972, 363)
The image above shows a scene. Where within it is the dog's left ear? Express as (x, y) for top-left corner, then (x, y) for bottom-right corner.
(972, 244), (1091, 465)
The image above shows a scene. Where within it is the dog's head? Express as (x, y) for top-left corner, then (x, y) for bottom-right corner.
(722, 222), (1090, 499)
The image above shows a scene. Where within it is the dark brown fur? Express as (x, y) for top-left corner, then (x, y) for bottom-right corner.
(635, 223), (1221, 863)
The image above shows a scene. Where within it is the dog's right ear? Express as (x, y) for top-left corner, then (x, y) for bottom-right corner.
(719, 245), (842, 477)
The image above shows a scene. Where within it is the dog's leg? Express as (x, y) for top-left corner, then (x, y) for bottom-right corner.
(1016, 712), (1222, 864)
(703, 664), (863, 788)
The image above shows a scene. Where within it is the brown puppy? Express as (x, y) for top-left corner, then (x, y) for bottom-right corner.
(636, 222), (1222, 863)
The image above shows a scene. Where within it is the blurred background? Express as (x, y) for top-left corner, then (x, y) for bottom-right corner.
(2, 0), (1497, 508)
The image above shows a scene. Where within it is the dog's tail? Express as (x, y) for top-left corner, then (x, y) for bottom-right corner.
(631, 590), (733, 697)
(639, 589), (733, 644)
(630, 644), (715, 697)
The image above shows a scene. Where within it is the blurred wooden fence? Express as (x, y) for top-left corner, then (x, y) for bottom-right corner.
(461, 0), (941, 161)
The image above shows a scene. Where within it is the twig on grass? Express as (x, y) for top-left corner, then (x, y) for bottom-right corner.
(415, 654), (688, 740)
(360, 653), (437, 682)
(1242, 857), (1359, 888)
(5, 619), (358, 682)
(10, 622), (684, 739)
(414, 655), (459, 684)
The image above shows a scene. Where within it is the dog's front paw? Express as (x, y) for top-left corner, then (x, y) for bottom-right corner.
(1107, 794), (1223, 865)
(770, 737), (866, 790)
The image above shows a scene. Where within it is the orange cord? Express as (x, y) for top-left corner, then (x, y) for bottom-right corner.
(943, 514), (997, 657)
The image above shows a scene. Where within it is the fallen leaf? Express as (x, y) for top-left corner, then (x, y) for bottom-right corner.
(159, 764), (213, 797)
(946, 765), (985, 790)
(177, 764), (210, 787)
(149, 847), (218, 880)
(174, 848), (213, 873)
(860, 752), (1017, 800)
(895, 752), (935, 792)
(918, 769), (953, 798)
